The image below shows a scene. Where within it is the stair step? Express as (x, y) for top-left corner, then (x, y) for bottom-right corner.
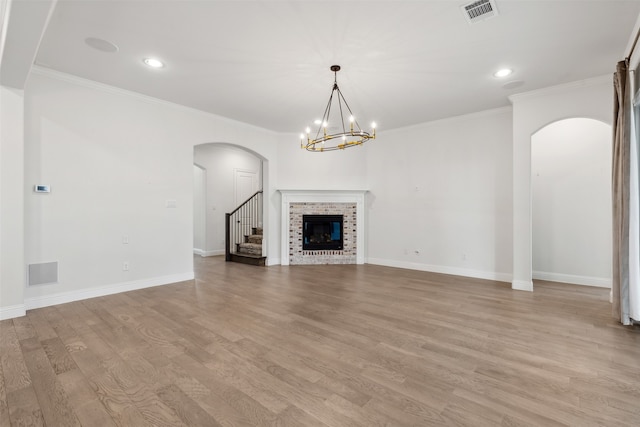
(237, 242), (262, 256)
(229, 253), (266, 266)
(246, 235), (262, 244)
(252, 227), (263, 236)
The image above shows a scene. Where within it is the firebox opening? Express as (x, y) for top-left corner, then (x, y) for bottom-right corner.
(303, 214), (343, 250)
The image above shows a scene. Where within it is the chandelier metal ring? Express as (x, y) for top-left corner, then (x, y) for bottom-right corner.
(300, 65), (376, 152)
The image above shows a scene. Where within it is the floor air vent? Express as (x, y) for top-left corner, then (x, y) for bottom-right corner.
(28, 262), (58, 286)
(461, 0), (499, 23)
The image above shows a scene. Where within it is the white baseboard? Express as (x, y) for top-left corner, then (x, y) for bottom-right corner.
(24, 272), (195, 311)
(512, 279), (534, 292)
(194, 249), (224, 257)
(0, 304), (27, 320)
(266, 257), (281, 266)
(366, 258), (512, 283)
(532, 271), (611, 288)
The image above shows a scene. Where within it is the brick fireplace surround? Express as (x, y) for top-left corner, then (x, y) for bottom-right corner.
(278, 190), (367, 265)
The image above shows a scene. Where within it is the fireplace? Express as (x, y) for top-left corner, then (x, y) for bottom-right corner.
(278, 189), (367, 265)
(303, 215), (343, 250)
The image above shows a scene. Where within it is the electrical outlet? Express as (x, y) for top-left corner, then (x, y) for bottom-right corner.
(122, 235), (129, 244)
(123, 261), (129, 271)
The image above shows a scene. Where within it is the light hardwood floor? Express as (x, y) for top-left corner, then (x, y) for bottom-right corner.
(1, 256), (639, 426)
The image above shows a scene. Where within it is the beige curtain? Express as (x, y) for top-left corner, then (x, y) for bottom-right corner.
(612, 60), (631, 325)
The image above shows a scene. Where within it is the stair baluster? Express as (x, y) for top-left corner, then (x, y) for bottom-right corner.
(225, 190), (265, 266)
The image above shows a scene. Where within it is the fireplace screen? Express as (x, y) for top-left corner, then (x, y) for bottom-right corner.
(302, 215), (343, 250)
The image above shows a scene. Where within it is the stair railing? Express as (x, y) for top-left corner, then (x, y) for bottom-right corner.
(225, 190), (263, 261)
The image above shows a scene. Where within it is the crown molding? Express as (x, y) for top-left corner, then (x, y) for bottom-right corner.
(28, 65), (278, 135)
(508, 74), (611, 103)
(382, 105), (513, 134)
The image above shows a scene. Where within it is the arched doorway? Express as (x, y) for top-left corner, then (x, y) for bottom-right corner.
(193, 143), (266, 259)
(531, 118), (612, 287)
(510, 77), (613, 292)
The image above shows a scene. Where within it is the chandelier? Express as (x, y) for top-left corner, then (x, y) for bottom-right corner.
(300, 65), (376, 152)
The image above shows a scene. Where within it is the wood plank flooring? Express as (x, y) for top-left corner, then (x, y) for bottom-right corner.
(1, 256), (639, 426)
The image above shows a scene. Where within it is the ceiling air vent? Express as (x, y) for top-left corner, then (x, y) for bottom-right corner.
(461, 0), (499, 24)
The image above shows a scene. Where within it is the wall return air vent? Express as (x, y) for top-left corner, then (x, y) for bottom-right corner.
(461, 0), (499, 23)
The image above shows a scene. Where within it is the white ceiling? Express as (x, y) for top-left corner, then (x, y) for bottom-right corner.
(32, 0), (640, 133)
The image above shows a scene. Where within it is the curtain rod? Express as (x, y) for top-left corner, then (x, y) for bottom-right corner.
(628, 22), (640, 62)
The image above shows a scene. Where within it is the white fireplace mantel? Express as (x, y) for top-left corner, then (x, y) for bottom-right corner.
(278, 190), (368, 265)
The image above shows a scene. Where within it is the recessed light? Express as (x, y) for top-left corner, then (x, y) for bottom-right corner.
(493, 68), (513, 78)
(143, 58), (164, 68)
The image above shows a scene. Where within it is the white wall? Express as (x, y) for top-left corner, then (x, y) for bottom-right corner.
(277, 136), (368, 190)
(510, 76), (613, 291)
(20, 68), (279, 310)
(532, 118), (612, 287)
(366, 108), (513, 281)
(194, 144), (262, 256)
(0, 86), (26, 319)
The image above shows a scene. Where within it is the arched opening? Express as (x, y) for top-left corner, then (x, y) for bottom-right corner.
(193, 143), (267, 261)
(531, 118), (612, 288)
(193, 163), (207, 256)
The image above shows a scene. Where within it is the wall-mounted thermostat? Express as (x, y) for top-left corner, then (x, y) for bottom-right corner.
(34, 185), (51, 193)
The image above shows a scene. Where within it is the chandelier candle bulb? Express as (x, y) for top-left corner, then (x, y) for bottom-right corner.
(300, 65), (377, 152)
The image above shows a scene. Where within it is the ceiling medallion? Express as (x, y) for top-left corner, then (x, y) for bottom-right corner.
(300, 65), (376, 152)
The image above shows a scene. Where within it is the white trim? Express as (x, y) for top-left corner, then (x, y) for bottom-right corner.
(266, 257), (281, 266)
(278, 190), (367, 266)
(532, 271), (611, 288)
(194, 249), (224, 257)
(24, 272), (194, 311)
(383, 106), (512, 134)
(30, 66), (277, 135)
(512, 279), (534, 292)
(0, 304), (26, 320)
(508, 75), (610, 103)
(0, 0), (11, 65)
(367, 258), (511, 283)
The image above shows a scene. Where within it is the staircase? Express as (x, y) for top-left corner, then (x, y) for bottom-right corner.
(225, 190), (266, 266)
(230, 227), (266, 266)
